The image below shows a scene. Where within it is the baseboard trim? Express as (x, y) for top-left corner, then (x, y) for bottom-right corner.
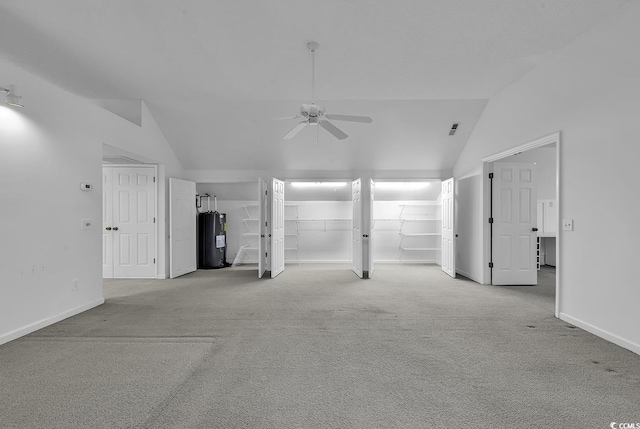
(0, 298), (105, 346)
(559, 312), (640, 356)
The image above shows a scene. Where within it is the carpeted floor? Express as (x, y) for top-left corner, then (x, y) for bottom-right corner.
(1, 264), (638, 429)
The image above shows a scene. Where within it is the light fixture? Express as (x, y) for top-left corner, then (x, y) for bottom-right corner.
(374, 182), (432, 190)
(290, 182), (348, 188)
(1, 85), (24, 108)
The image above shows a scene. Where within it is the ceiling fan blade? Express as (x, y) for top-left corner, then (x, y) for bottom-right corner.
(283, 121), (308, 139)
(325, 114), (372, 123)
(272, 115), (302, 121)
(319, 120), (348, 140)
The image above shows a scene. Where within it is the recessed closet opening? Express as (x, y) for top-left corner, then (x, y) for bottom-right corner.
(195, 181), (258, 270)
(486, 141), (558, 313)
(284, 180), (353, 267)
(372, 180), (443, 266)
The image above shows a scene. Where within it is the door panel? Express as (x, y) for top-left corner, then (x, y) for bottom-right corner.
(368, 179), (375, 278)
(169, 178), (197, 279)
(102, 169), (113, 277)
(103, 166), (156, 278)
(271, 178), (285, 278)
(492, 162), (537, 285)
(352, 178), (363, 278)
(112, 167), (156, 278)
(258, 178), (268, 279)
(441, 178), (455, 278)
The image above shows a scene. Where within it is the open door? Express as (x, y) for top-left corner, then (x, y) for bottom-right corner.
(270, 178), (285, 278)
(367, 178), (375, 278)
(352, 178), (363, 278)
(492, 162), (537, 285)
(441, 178), (456, 278)
(258, 178), (268, 279)
(169, 178), (197, 279)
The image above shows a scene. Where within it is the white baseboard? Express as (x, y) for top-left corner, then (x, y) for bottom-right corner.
(288, 260), (351, 264)
(0, 298), (105, 346)
(559, 312), (640, 356)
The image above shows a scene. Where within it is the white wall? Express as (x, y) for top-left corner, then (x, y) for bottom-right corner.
(455, 174), (484, 282)
(0, 56), (184, 344)
(453, 2), (640, 354)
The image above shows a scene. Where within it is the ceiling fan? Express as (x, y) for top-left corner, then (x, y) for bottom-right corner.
(277, 42), (372, 141)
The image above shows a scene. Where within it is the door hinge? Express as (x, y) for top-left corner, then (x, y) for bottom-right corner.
(488, 217), (494, 224)
(489, 262), (494, 268)
(153, 217), (156, 223)
(265, 252), (268, 258)
(153, 258), (156, 264)
(489, 173), (494, 179)
(153, 176), (156, 183)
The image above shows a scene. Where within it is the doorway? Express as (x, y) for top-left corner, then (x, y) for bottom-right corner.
(482, 132), (560, 316)
(371, 180), (443, 266)
(284, 180), (353, 269)
(102, 165), (158, 279)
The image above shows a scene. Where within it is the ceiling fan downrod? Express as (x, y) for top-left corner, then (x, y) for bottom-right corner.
(307, 42), (319, 104)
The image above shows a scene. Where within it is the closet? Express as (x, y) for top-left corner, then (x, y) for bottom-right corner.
(194, 182), (258, 267)
(284, 181), (353, 264)
(372, 181), (442, 265)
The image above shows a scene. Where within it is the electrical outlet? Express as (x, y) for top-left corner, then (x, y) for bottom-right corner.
(562, 219), (574, 231)
(72, 279), (78, 292)
(81, 219), (93, 230)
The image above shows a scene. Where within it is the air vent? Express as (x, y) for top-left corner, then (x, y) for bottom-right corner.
(102, 155), (144, 164)
(448, 122), (460, 136)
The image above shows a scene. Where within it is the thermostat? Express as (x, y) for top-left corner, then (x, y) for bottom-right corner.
(80, 183), (92, 191)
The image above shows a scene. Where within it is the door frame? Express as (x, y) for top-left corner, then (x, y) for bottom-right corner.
(481, 132), (560, 317)
(102, 164), (158, 279)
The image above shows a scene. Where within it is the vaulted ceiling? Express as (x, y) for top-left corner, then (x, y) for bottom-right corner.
(0, 0), (628, 172)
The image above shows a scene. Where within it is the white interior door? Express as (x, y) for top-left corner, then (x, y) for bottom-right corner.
(441, 177), (455, 278)
(492, 162), (537, 285)
(169, 178), (197, 279)
(102, 168), (114, 278)
(270, 178), (285, 278)
(258, 178), (268, 279)
(352, 178), (363, 278)
(367, 178), (375, 278)
(103, 166), (157, 278)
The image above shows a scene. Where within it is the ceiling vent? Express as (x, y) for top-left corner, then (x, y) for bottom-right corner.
(102, 155), (144, 164)
(448, 123), (460, 136)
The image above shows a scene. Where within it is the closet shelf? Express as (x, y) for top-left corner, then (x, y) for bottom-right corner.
(399, 246), (440, 251)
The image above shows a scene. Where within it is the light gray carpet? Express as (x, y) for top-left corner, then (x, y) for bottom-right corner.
(1, 264), (639, 429)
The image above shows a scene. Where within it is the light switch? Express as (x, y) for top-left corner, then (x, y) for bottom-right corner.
(562, 219), (573, 231)
(81, 219), (94, 230)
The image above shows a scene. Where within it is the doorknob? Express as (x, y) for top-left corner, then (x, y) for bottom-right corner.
(113, 227), (119, 231)
(260, 234), (265, 238)
(362, 234), (369, 238)
(105, 227), (112, 231)
(532, 227), (538, 232)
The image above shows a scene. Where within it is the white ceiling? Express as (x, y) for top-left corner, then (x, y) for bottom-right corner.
(0, 0), (628, 172)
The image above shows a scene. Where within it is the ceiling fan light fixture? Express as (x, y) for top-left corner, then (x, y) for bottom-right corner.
(276, 42), (372, 141)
